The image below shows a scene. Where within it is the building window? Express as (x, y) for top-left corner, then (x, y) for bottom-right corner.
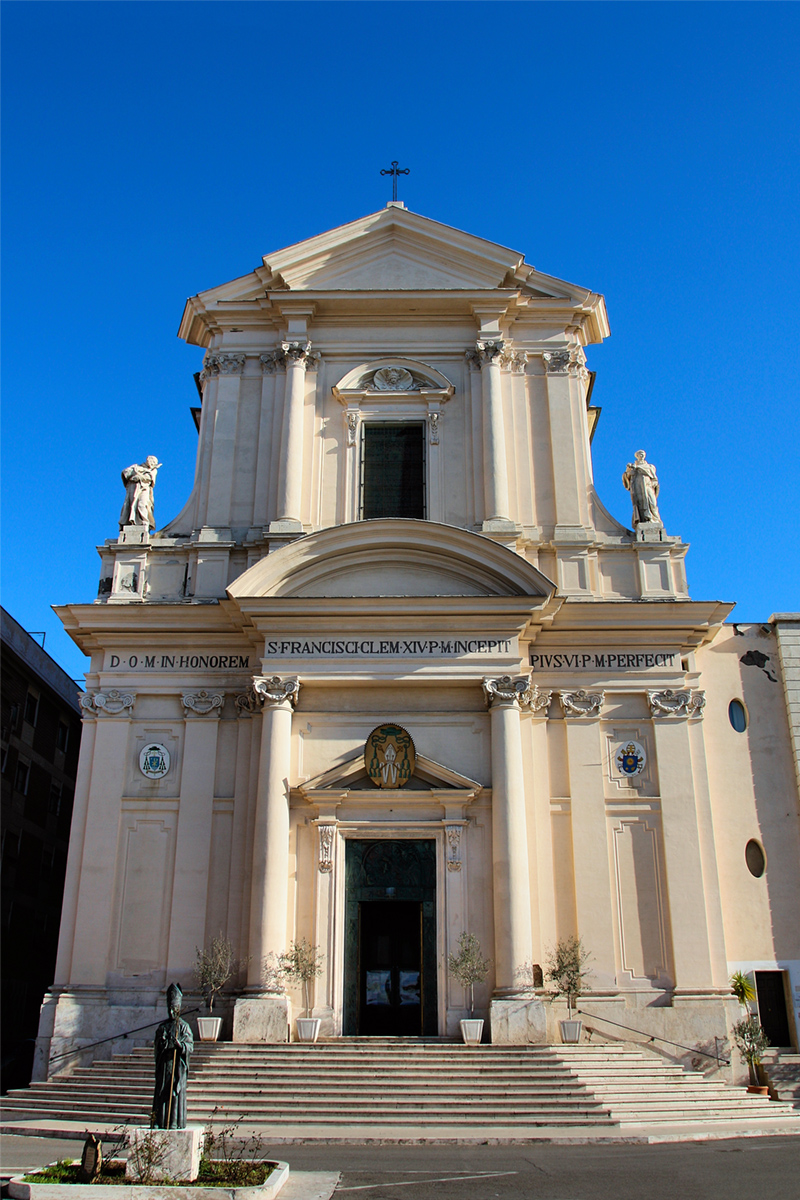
(361, 423), (425, 520)
(24, 692), (39, 726)
(56, 722), (70, 753)
(15, 759), (30, 795)
(728, 699), (748, 732)
(745, 839), (766, 878)
(49, 782), (63, 815)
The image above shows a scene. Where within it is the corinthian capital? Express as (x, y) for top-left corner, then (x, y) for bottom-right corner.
(260, 350), (286, 374)
(483, 674), (532, 709)
(217, 352), (246, 375)
(252, 675), (301, 708)
(466, 339), (505, 371)
(542, 347), (587, 378)
(200, 353), (220, 382)
(281, 341), (320, 370)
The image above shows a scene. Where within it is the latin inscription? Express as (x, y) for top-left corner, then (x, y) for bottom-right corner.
(264, 638), (513, 657)
(530, 650), (678, 671)
(108, 654), (250, 670)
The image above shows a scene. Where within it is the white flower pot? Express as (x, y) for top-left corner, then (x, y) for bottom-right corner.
(460, 1018), (484, 1046)
(560, 1019), (582, 1044)
(296, 1017), (321, 1042)
(197, 1016), (222, 1042)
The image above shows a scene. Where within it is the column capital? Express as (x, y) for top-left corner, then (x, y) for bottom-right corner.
(501, 349), (528, 374)
(483, 674), (531, 709)
(542, 347), (587, 378)
(558, 689), (604, 717)
(181, 690), (224, 717)
(466, 339), (505, 370)
(260, 350), (285, 374)
(647, 689), (706, 718)
(281, 341), (320, 370)
(79, 689), (136, 718)
(253, 674), (301, 709)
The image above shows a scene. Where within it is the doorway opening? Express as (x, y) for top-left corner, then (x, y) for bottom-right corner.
(755, 970), (793, 1047)
(343, 839), (437, 1035)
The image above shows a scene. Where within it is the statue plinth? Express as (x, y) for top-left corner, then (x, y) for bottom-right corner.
(118, 524), (151, 545)
(126, 1126), (203, 1182)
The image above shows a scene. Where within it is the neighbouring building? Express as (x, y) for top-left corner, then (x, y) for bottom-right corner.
(35, 205), (800, 1080)
(1, 608), (82, 1089)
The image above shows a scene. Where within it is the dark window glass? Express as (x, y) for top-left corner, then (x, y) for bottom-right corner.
(745, 839), (765, 878)
(56, 722), (69, 753)
(24, 693), (39, 725)
(728, 699), (748, 732)
(15, 760), (30, 795)
(362, 423), (425, 520)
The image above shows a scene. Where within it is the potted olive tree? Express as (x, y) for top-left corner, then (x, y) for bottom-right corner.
(194, 934), (246, 1041)
(280, 939), (324, 1042)
(732, 1016), (771, 1094)
(545, 936), (591, 1044)
(448, 933), (491, 1045)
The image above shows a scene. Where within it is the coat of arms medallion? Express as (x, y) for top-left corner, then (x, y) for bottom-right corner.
(365, 724), (415, 789)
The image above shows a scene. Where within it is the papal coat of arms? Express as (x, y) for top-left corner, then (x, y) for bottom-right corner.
(615, 740), (646, 776)
(139, 743), (170, 779)
(365, 724), (415, 789)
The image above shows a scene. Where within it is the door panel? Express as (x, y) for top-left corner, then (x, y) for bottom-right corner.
(359, 901), (421, 1035)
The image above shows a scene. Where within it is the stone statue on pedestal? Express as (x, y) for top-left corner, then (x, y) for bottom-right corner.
(152, 982), (193, 1129)
(622, 449), (662, 526)
(119, 456), (162, 531)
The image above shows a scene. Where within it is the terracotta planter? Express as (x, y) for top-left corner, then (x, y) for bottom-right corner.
(560, 1019), (582, 1044)
(746, 1084), (770, 1096)
(296, 1017), (321, 1042)
(196, 1016), (222, 1042)
(459, 1019), (484, 1046)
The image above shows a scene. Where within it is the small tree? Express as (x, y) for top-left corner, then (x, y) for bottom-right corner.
(730, 971), (756, 1011)
(732, 1016), (770, 1087)
(545, 936), (592, 1019)
(194, 935), (246, 1014)
(448, 933), (492, 1017)
(279, 939), (324, 1018)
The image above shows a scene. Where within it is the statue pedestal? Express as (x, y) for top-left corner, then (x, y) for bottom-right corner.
(635, 521), (665, 542)
(233, 993), (290, 1043)
(126, 1126), (203, 1183)
(489, 997), (547, 1044)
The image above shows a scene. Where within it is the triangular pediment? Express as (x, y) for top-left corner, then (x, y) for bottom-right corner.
(299, 749), (481, 797)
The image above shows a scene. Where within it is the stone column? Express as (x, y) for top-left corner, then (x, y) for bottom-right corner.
(270, 342), (317, 534)
(484, 675), (545, 1043)
(233, 675), (300, 1042)
(469, 341), (515, 534)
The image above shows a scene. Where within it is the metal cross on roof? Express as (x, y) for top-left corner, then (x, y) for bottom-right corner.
(380, 160), (410, 203)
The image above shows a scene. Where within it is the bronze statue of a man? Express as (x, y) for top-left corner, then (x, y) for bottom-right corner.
(152, 982), (193, 1129)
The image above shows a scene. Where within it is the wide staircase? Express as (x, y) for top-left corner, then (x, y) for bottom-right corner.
(3, 1039), (799, 1138)
(761, 1048), (800, 1108)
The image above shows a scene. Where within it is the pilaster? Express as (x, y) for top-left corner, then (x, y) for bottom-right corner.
(560, 691), (618, 989)
(166, 696), (224, 978)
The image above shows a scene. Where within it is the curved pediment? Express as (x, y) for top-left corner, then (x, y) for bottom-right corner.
(333, 358), (454, 397)
(227, 520), (555, 600)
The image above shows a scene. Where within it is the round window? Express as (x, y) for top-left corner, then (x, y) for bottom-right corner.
(728, 699), (748, 732)
(745, 839), (765, 878)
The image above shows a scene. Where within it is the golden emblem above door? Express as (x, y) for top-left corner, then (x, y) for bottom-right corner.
(365, 724), (416, 789)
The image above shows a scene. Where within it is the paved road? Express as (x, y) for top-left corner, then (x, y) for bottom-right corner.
(3, 1135), (800, 1200)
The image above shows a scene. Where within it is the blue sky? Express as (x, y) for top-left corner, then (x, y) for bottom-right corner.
(2, 1), (799, 682)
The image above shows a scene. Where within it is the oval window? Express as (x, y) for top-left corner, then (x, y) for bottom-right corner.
(729, 700), (748, 732)
(745, 839), (765, 878)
